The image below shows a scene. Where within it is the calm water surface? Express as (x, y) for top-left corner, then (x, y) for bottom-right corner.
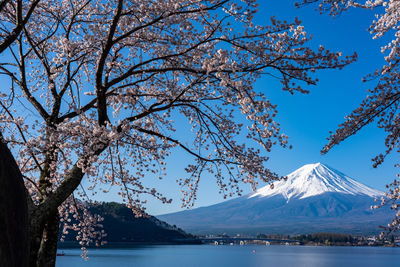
(55, 245), (400, 267)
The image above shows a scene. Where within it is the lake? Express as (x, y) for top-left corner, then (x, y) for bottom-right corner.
(55, 245), (400, 267)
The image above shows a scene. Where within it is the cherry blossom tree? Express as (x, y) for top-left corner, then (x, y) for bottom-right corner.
(0, 0), (354, 265)
(300, 0), (400, 235)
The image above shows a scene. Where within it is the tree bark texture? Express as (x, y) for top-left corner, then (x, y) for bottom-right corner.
(36, 211), (60, 267)
(0, 138), (29, 267)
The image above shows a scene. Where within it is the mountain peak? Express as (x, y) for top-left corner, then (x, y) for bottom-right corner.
(249, 163), (383, 200)
(298, 162), (328, 171)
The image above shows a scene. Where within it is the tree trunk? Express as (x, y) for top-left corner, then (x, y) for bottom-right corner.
(28, 212), (45, 267)
(29, 210), (60, 267)
(36, 211), (60, 267)
(0, 137), (29, 267)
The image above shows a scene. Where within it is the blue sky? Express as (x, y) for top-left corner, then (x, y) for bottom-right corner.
(127, 0), (399, 215)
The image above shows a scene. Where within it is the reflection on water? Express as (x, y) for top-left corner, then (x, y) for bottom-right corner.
(56, 245), (400, 267)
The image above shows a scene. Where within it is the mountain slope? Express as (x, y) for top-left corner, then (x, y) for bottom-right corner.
(60, 202), (198, 244)
(158, 163), (392, 235)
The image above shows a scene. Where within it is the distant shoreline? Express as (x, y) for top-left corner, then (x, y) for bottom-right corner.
(58, 239), (202, 248)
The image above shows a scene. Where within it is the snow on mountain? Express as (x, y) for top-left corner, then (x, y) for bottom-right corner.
(250, 163), (383, 200)
(158, 163), (390, 235)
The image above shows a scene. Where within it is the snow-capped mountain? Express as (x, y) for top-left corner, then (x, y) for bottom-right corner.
(158, 163), (391, 235)
(250, 163), (382, 200)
